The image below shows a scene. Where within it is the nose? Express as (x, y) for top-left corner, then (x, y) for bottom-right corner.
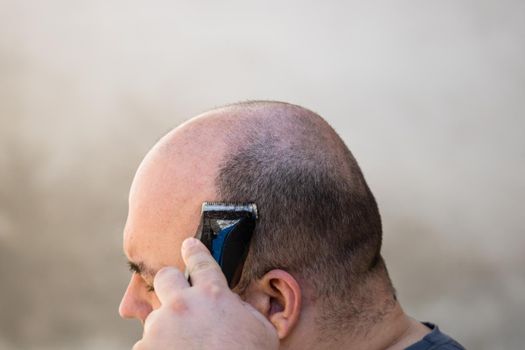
(119, 274), (153, 322)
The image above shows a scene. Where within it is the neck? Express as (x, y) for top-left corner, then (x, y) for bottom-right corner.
(287, 300), (430, 350)
(339, 302), (430, 350)
(337, 302), (429, 350)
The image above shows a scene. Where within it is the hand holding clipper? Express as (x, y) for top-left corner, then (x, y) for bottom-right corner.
(134, 238), (279, 350)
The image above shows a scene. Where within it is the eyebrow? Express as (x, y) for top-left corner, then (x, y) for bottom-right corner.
(127, 260), (157, 279)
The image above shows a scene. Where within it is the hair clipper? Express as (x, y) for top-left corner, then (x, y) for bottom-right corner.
(187, 202), (258, 288)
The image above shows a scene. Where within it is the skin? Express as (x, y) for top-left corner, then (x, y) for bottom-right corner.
(119, 113), (223, 322)
(120, 106), (431, 349)
(132, 238), (279, 350)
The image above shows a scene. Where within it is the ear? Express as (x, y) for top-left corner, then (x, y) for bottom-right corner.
(243, 269), (302, 339)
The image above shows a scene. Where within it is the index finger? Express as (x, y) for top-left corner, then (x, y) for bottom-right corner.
(181, 238), (228, 288)
(153, 266), (189, 303)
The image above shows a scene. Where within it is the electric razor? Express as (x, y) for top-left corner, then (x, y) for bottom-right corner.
(189, 202), (258, 288)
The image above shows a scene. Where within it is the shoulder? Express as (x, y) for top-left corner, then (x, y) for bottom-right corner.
(405, 323), (465, 350)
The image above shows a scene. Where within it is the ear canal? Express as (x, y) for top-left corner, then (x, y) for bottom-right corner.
(269, 297), (284, 315)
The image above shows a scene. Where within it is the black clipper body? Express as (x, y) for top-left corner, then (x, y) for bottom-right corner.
(193, 202), (258, 288)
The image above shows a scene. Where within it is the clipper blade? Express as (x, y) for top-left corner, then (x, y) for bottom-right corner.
(201, 202), (258, 219)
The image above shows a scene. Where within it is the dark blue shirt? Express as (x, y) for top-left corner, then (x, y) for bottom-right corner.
(405, 323), (465, 350)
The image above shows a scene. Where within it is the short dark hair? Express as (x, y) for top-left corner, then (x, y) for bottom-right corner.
(215, 101), (394, 331)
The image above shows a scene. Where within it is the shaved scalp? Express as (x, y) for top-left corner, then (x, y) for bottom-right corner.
(212, 101), (395, 334)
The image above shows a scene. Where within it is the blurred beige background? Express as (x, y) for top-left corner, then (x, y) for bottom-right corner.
(0, 1), (524, 349)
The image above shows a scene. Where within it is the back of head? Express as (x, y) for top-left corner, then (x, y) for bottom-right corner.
(214, 101), (394, 333)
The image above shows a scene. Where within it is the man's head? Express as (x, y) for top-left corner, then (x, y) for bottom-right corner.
(120, 101), (395, 340)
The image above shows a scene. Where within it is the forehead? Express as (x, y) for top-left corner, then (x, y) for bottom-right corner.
(123, 128), (220, 271)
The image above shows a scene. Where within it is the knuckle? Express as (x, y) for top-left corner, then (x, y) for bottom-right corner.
(168, 294), (188, 313)
(201, 281), (224, 300)
(147, 322), (162, 339)
(190, 258), (213, 273)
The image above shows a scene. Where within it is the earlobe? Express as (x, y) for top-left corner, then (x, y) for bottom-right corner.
(245, 269), (302, 339)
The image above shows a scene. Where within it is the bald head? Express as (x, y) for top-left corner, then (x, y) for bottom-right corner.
(122, 101), (392, 330)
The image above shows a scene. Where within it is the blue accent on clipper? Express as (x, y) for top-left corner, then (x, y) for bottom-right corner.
(211, 224), (235, 265)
